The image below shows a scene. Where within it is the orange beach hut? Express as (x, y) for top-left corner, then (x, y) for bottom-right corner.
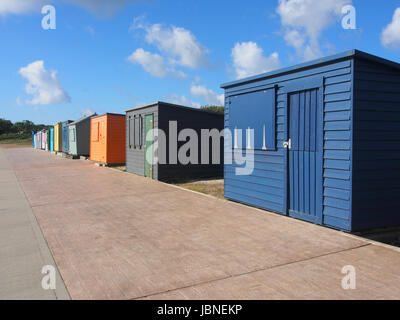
(90, 113), (126, 165)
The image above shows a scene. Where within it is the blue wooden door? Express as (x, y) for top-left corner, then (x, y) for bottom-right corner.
(288, 88), (322, 224)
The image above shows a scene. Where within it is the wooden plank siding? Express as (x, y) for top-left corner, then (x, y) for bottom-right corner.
(54, 123), (62, 152)
(61, 121), (73, 153)
(322, 61), (353, 231)
(126, 105), (159, 179)
(223, 58), (353, 231)
(75, 116), (92, 156)
(352, 58), (400, 231)
(106, 115), (126, 165)
(90, 114), (125, 165)
(157, 103), (224, 180)
(126, 102), (224, 181)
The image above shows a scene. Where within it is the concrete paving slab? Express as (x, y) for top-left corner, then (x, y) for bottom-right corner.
(142, 245), (400, 300)
(3, 147), (400, 300)
(0, 147), (70, 300)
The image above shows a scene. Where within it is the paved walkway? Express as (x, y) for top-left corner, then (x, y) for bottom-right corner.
(3, 147), (400, 299)
(0, 147), (69, 299)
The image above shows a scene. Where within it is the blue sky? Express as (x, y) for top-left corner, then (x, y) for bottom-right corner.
(0, 0), (399, 125)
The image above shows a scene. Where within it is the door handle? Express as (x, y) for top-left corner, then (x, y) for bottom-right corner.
(283, 138), (292, 150)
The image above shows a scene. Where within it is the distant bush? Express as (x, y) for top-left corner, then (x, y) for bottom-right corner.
(0, 119), (51, 141)
(200, 105), (224, 114)
(0, 119), (13, 135)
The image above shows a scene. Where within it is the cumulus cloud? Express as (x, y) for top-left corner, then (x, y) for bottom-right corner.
(164, 94), (201, 108)
(231, 42), (281, 79)
(127, 48), (187, 79)
(381, 8), (400, 49)
(0, 0), (47, 15)
(190, 85), (224, 106)
(0, 0), (135, 16)
(277, 0), (352, 60)
(127, 49), (168, 78)
(64, 0), (135, 17)
(131, 18), (209, 69)
(18, 60), (70, 105)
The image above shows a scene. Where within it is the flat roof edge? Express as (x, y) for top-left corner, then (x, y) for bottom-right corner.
(91, 113), (125, 119)
(221, 50), (356, 89)
(68, 113), (97, 125)
(221, 49), (400, 89)
(125, 102), (159, 112)
(126, 101), (224, 116)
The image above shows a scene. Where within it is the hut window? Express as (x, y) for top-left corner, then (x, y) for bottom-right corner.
(130, 115), (144, 149)
(134, 116), (143, 149)
(128, 116), (134, 148)
(70, 128), (76, 142)
(139, 115), (143, 148)
(229, 87), (276, 150)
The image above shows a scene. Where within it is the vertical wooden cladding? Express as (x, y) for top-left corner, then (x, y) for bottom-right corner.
(288, 88), (322, 224)
(90, 114), (126, 165)
(31, 131), (35, 148)
(54, 122), (62, 152)
(90, 116), (105, 163)
(46, 130), (50, 150)
(50, 128), (54, 151)
(107, 114), (126, 164)
(62, 121), (73, 153)
(68, 124), (78, 156)
(127, 114), (143, 150)
(41, 131), (47, 149)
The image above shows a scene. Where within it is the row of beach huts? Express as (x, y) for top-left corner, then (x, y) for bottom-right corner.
(32, 101), (224, 180)
(32, 50), (400, 233)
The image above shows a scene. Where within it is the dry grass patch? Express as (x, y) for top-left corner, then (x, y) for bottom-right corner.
(175, 179), (224, 199)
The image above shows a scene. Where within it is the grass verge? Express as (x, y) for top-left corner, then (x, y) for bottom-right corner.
(0, 138), (32, 148)
(174, 179), (224, 199)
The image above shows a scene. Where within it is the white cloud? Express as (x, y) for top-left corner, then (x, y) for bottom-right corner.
(16, 96), (23, 106)
(85, 26), (95, 36)
(64, 0), (134, 17)
(81, 108), (95, 117)
(381, 8), (400, 49)
(131, 18), (209, 69)
(0, 0), (47, 15)
(164, 94), (201, 108)
(18, 60), (70, 105)
(0, 0), (135, 16)
(277, 0), (352, 60)
(231, 42), (281, 79)
(127, 48), (187, 79)
(190, 85), (224, 106)
(127, 49), (168, 78)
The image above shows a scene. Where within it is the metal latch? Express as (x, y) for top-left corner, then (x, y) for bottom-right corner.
(283, 138), (292, 150)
